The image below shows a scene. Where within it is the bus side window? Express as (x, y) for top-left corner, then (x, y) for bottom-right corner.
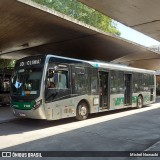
(91, 68), (98, 94)
(110, 70), (124, 94)
(47, 69), (55, 89)
(47, 70), (68, 89)
(91, 77), (97, 93)
(58, 72), (68, 89)
(48, 82), (56, 88)
(74, 67), (89, 93)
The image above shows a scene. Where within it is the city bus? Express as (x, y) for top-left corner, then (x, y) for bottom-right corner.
(10, 55), (156, 120)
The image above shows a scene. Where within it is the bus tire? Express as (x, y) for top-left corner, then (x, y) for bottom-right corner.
(137, 96), (143, 109)
(76, 101), (89, 121)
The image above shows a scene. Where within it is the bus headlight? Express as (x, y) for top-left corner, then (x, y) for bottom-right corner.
(33, 99), (42, 110)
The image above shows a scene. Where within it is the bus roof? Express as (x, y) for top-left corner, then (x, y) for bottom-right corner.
(18, 54), (155, 74)
(46, 55), (155, 74)
(88, 61), (155, 74)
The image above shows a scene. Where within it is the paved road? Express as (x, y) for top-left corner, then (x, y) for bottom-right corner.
(1, 101), (160, 160)
(0, 106), (17, 123)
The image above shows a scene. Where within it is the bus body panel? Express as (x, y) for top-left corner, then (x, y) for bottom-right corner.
(12, 105), (46, 119)
(10, 54), (156, 120)
(44, 95), (100, 120)
(110, 94), (125, 110)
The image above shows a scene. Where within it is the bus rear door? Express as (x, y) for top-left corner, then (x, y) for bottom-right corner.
(124, 74), (132, 106)
(99, 71), (109, 109)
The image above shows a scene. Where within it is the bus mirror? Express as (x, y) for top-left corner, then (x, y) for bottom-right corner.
(48, 69), (54, 78)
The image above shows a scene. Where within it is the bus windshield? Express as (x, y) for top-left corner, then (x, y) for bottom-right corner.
(11, 67), (42, 96)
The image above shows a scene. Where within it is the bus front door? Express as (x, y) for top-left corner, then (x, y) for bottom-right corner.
(99, 71), (109, 109)
(124, 74), (132, 106)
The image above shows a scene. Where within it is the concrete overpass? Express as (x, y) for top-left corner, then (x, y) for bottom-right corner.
(80, 0), (160, 41)
(79, 0), (160, 69)
(0, 0), (160, 70)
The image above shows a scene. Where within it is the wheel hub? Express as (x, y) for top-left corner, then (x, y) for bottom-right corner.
(80, 106), (87, 116)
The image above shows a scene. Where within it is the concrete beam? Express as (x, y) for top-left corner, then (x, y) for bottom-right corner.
(80, 0), (160, 41)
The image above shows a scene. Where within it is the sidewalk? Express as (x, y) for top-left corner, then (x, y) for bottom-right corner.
(0, 106), (17, 123)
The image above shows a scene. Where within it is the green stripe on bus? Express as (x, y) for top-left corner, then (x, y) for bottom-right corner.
(11, 101), (36, 110)
(115, 97), (124, 106)
(115, 96), (138, 106)
(144, 95), (150, 102)
(132, 96), (137, 103)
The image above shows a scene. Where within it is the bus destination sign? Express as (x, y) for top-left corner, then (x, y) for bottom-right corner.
(19, 59), (42, 67)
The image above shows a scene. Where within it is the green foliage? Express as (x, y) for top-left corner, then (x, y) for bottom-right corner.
(32, 0), (120, 35)
(0, 59), (16, 69)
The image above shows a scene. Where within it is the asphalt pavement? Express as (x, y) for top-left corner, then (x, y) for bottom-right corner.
(0, 98), (160, 160)
(0, 105), (17, 123)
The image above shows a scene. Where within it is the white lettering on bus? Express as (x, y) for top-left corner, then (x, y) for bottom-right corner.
(23, 59), (41, 66)
(20, 62), (24, 66)
(24, 105), (30, 108)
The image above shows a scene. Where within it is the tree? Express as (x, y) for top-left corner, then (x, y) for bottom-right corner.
(0, 59), (16, 69)
(32, 0), (120, 35)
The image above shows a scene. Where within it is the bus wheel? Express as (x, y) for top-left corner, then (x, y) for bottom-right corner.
(137, 96), (143, 109)
(76, 102), (89, 120)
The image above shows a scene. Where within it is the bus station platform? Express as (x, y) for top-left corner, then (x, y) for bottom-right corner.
(0, 105), (17, 123)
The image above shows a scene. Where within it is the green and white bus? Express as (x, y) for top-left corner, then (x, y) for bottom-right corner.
(10, 55), (156, 120)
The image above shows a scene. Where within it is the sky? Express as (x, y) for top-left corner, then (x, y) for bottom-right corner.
(115, 22), (160, 47)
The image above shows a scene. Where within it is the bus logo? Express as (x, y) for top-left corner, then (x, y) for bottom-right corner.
(2, 152), (11, 157)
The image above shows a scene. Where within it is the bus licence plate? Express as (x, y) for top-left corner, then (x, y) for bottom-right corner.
(19, 113), (26, 117)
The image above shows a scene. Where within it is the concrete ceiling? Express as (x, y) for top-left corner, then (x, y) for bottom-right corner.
(111, 51), (160, 70)
(0, 0), (160, 70)
(80, 0), (160, 41)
